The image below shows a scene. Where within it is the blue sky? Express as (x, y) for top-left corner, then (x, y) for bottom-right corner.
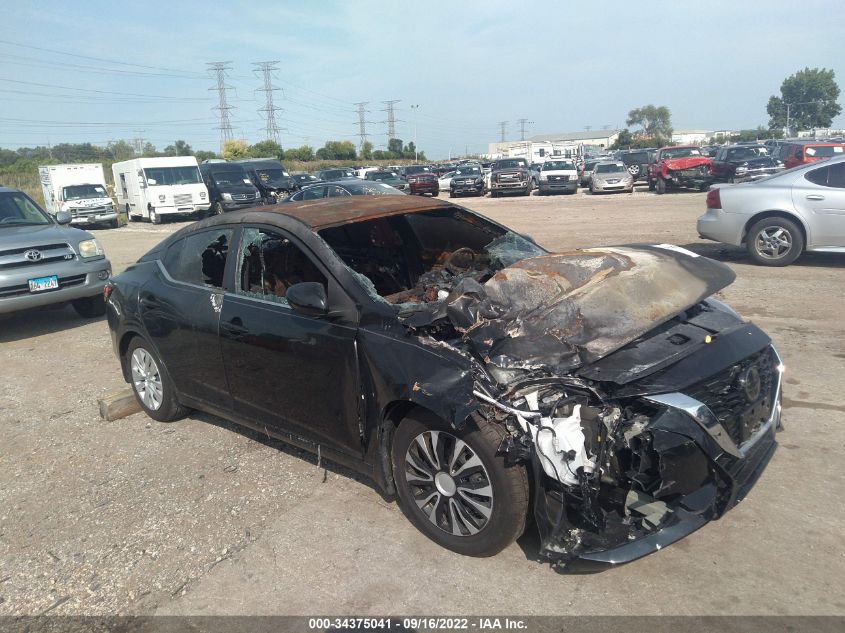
(1, 0), (844, 158)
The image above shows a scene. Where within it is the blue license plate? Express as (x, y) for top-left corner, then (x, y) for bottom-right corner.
(28, 275), (59, 293)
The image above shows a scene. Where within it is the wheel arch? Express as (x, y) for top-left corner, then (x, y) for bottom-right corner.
(742, 210), (808, 246)
(117, 329), (146, 381)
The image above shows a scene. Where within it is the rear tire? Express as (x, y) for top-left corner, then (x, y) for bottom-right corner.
(72, 295), (106, 318)
(746, 216), (804, 267)
(391, 410), (529, 557)
(125, 337), (190, 422)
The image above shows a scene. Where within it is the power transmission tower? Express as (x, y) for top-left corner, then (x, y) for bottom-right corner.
(353, 102), (371, 156)
(132, 129), (146, 155)
(207, 61), (235, 150)
(253, 61), (283, 146)
(517, 118), (533, 141)
(498, 121), (508, 143)
(381, 100), (401, 145)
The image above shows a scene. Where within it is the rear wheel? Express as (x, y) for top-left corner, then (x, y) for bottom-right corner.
(392, 410), (529, 557)
(72, 295), (106, 318)
(126, 338), (189, 422)
(746, 216), (803, 266)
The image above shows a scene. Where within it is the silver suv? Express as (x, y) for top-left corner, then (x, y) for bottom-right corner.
(0, 187), (112, 317)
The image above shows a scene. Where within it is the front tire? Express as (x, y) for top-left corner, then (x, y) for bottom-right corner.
(149, 208), (161, 224)
(655, 177), (666, 195)
(392, 410), (529, 557)
(746, 216), (804, 266)
(126, 338), (190, 422)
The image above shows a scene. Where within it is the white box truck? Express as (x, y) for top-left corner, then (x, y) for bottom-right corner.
(112, 156), (210, 224)
(38, 163), (119, 228)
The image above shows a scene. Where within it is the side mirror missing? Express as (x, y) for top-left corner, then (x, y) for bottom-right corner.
(286, 282), (327, 316)
(55, 210), (72, 225)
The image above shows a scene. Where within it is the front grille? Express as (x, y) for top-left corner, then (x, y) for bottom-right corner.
(173, 193), (193, 206)
(0, 272), (87, 299)
(231, 193), (250, 201)
(0, 243), (75, 270)
(71, 206), (109, 217)
(685, 346), (777, 447)
(676, 168), (708, 178)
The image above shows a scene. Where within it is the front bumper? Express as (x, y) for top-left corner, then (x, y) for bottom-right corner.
(530, 344), (783, 568)
(491, 180), (529, 191)
(409, 182), (438, 195)
(539, 180), (577, 193)
(451, 181), (485, 195)
(592, 180), (633, 192)
(70, 211), (118, 225)
(221, 199), (258, 211)
(0, 257), (112, 314)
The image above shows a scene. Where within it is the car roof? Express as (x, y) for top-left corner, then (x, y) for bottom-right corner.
(275, 194), (449, 229)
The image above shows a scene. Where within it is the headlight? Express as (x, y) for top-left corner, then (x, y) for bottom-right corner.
(78, 239), (104, 258)
(222, 192), (233, 201)
(735, 166), (748, 174)
(539, 174), (548, 181)
(200, 191), (207, 199)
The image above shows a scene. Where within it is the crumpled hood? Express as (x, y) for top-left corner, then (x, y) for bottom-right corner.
(400, 245), (735, 375)
(661, 156), (711, 171)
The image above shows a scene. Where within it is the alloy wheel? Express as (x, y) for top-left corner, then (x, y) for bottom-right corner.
(131, 348), (164, 410)
(755, 226), (793, 260)
(404, 430), (493, 537)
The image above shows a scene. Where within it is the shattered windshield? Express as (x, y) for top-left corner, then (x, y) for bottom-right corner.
(318, 208), (546, 306)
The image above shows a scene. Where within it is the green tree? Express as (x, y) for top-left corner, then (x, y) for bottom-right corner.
(372, 149), (390, 160)
(359, 140), (373, 161)
(250, 139), (282, 159)
(141, 142), (157, 157)
(315, 140), (356, 160)
(283, 145), (315, 161)
(163, 140), (193, 156)
(767, 67), (842, 133)
(106, 140), (136, 162)
(610, 129), (634, 150)
(626, 105), (673, 141)
(387, 138), (404, 158)
(194, 150), (217, 162)
(221, 139), (250, 160)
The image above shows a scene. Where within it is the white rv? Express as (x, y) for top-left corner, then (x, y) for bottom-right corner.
(111, 156), (210, 224)
(38, 163), (118, 228)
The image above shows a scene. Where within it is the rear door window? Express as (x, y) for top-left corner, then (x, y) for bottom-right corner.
(166, 229), (233, 289)
(805, 163), (845, 188)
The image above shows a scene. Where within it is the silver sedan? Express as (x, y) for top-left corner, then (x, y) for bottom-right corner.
(697, 155), (845, 266)
(589, 162), (634, 194)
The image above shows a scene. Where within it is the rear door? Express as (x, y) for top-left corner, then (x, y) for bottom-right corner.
(140, 227), (234, 410)
(219, 225), (362, 455)
(793, 162), (845, 246)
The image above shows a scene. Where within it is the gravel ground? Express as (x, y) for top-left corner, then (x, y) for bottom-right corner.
(1, 188), (844, 616)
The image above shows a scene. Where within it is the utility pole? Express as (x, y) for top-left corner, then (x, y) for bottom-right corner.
(207, 61), (235, 151)
(132, 129), (146, 155)
(517, 118), (533, 141)
(498, 121), (508, 143)
(381, 99), (401, 145)
(410, 104), (420, 162)
(253, 61), (283, 146)
(353, 102), (371, 157)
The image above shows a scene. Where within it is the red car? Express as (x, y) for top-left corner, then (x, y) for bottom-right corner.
(782, 142), (845, 169)
(401, 166), (439, 196)
(648, 146), (713, 194)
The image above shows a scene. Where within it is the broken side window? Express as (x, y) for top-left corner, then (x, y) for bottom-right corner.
(235, 227), (328, 306)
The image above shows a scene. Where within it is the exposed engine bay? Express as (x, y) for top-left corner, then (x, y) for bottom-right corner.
(319, 205), (782, 565)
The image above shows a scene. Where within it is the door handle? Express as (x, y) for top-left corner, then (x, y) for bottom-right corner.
(806, 194), (825, 200)
(221, 317), (248, 338)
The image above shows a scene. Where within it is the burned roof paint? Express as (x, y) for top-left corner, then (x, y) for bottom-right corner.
(255, 196), (452, 230)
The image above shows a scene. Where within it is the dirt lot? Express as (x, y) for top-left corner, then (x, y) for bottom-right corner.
(2, 189), (844, 616)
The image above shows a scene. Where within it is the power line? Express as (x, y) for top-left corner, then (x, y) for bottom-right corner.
(498, 121), (507, 143)
(382, 100), (401, 144)
(0, 77), (208, 101)
(207, 62), (235, 149)
(253, 61), (283, 145)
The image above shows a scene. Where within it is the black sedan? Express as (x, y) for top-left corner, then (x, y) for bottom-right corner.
(105, 197), (781, 567)
(285, 180), (405, 202)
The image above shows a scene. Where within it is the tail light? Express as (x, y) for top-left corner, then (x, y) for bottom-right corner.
(706, 188), (721, 209)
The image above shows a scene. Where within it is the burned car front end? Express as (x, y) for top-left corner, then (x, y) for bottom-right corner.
(393, 242), (781, 566)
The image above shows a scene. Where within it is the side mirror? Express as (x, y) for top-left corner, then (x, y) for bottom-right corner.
(55, 210), (72, 225)
(286, 282), (328, 316)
